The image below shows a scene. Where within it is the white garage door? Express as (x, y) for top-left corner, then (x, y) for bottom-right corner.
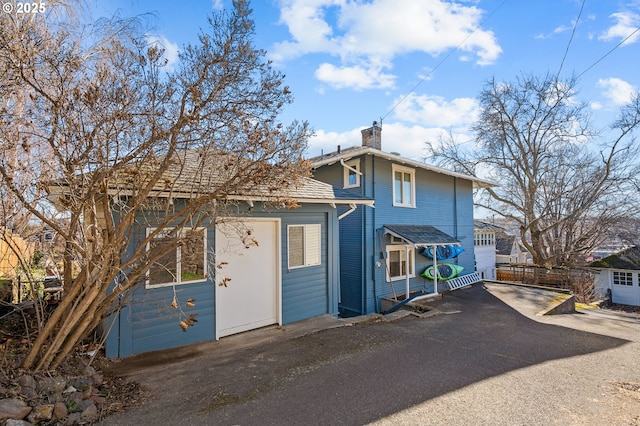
(215, 218), (281, 338)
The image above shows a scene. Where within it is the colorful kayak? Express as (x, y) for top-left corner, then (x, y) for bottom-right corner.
(420, 264), (464, 280)
(420, 245), (464, 260)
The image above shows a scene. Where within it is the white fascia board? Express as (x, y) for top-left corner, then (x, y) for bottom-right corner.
(105, 188), (375, 208)
(311, 147), (496, 189)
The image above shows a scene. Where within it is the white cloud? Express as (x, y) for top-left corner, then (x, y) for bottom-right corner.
(307, 122), (468, 160)
(315, 62), (395, 90)
(554, 24), (572, 34)
(272, 0), (502, 90)
(308, 128), (363, 158)
(535, 23), (571, 39)
(270, 0), (343, 64)
(599, 11), (640, 45)
(597, 78), (637, 105)
(146, 35), (180, 70)
(391, 93), (479, 127)
(304, 92), (480, 158)
(211, 0), (224, 10)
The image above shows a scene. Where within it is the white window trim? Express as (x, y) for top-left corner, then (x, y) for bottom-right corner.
(287, 224), (322, 269)
(145, 227), (208, 288)
(612, 270), (633, 286)
(386, 244), (415, 282)
(474, 232), (496, 246)
(343, 159), (361, 188)
(392, 164), (416, 208)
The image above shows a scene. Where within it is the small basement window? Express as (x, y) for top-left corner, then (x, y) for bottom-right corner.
(386, 245), (415, 282)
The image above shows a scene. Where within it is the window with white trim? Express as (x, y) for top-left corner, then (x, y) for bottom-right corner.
(146, 228), (207, 287)
(613, 271), (633, 286)
(288, 224), (321, 269)
(474, 232), (495, 246)
(392, 164), (415, 207)
(343, 159), (361, 188)
(386, 245), (415, 281)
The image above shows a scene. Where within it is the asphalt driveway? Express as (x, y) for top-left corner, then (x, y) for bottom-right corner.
(100, 283), (640, 425)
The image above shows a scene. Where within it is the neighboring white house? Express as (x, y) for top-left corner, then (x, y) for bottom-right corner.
(589, 246), (640, 306)
(496, 231), (532, 266)
(474, 220), (501, 280)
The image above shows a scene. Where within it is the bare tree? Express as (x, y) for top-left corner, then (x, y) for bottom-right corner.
(427, 73), (640, 267)
(0, 0), (312, 370)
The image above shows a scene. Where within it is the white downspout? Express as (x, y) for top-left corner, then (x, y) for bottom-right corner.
(338, 203), (357, 220)
(340, 159), (363, 176)
(338, 159), (363, 222)
(433, 247), (439, 296)
(405, 245), (410, 299)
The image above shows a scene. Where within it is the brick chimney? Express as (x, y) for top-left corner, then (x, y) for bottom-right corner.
(361, 121), (381, 150)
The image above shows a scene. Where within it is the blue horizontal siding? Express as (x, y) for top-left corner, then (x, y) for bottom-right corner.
(108, 203), (341, 358)
(125, 280), (215, 356)
(313, 154), (477, 315)
(280, 211), (329, 324)
(338, 207), (364, 316)
(313, 157), (369, 316)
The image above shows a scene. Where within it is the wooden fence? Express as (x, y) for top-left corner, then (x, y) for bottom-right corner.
(0, 231), (34, 278)
(497, 265), (595, 302)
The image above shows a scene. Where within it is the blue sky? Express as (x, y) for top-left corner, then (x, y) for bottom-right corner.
(90, 0), (640, 160)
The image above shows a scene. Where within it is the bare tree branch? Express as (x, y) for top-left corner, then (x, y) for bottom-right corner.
(427, 73), (640, 267)
(0, 0), (312, 370)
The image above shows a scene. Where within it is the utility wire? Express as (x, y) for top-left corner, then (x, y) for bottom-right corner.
(556, 0), (585, 80)
(381, 0), (507, 122)
(576, 26), (640, 79)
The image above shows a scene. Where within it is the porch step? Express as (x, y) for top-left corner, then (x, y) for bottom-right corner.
(447, 272), (482, 291)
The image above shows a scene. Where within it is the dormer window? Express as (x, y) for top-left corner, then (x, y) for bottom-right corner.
(343, 159), (361, 188)
(392, 164), (415, 207)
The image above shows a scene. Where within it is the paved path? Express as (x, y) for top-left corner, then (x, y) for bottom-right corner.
(100, 283), (640, 425)
(372, 283), (640, 426)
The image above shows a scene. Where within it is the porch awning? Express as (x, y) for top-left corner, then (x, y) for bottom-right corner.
(383, 224), (460, 247)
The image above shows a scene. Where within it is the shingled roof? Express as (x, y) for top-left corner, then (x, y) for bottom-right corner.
(589, 246), (640, 270)
(474, 220), (504, 231)
(495, 231), (516, 255)
(49, 149), (374, 208)
(384, 224), (459, 246)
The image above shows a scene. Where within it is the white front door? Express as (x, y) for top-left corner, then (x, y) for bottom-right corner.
(215, 218), (281, 338)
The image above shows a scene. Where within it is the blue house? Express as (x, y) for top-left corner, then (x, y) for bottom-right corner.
(103, 151), (373, 358)
(310, 124), (493, 316)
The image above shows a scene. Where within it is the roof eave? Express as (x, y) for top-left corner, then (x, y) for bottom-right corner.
(104, 188), (375, 208)
(310, 147), (497, 188)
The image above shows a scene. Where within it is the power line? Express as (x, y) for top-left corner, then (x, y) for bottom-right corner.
(381, 0), (507, 122)
(556, 0), (585, 80)
(576, 26), (640, 79)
